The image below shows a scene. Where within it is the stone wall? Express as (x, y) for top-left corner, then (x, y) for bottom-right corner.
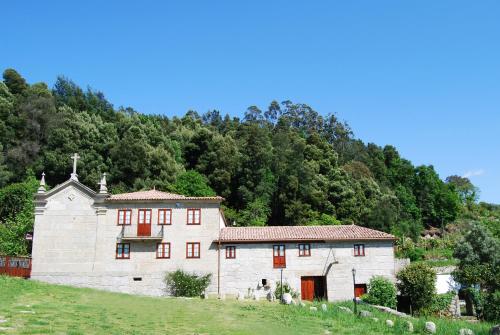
(220, 240), (395, 301)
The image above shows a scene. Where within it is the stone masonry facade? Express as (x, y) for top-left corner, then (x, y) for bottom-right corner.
(32, 169), (396, 301)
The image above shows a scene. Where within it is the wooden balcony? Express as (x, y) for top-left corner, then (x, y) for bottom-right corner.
(117, 225), (164, 242)
(0, 255), (32, 278)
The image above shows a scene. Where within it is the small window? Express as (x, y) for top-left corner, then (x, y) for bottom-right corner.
(133, 277), (142, 281)
(298, 243), (311, 257)
(156, 243), (171, 259)
(116, 243), (130, 259)
(158, 209), (172, 225)
(138, 209), (152, 224)
(117, 209), (132, 225)
(226, 246), (236, 259)
(186, 242), (200, 259)
(187, 209), (201, 225)
(273, 245), (286, 268)
(354, 244), (365, 257)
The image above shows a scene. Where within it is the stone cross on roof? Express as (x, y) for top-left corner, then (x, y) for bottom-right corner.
(70, 153), (80, 181)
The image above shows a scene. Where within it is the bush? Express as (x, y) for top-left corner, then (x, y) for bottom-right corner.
(397, 263), (436, 314)
(420, 292), (455, 316)
(362, 276), (397, 309)
(483, 290), (500, 322)
(165, 270), (212, 297)
(274, 282), (299, 300)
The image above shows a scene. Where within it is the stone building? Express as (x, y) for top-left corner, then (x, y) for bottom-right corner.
(31, 155), (396, 301)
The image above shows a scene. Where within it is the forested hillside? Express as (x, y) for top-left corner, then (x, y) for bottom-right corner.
(0, 68), (492, 242)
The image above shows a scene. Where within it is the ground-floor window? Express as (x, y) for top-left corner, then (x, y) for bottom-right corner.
(186, 242), (200, 258)
(156, 243), (171, 259)
(116, 243), (130, 259)
(354, 283), (367, 297)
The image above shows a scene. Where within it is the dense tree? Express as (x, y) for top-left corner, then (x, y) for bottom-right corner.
(0, 68), (472, 246)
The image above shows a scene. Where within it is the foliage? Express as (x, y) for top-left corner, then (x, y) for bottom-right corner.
(361, 276), (397, 309)
(173, 170), (216, 197)
(453, 223), (500, 292)
(0, 68), (484, 254)
(0, 175), (38, 255)
(274, 282), (299, 299)
(395, 237), (424, 261)
(164, 270), (212, 297)
(420, 292), (455, 316)
(396, 263), (436, 314)
(483, 290), (500, 322)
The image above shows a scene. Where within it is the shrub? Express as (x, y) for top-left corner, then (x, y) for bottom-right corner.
(362, 276), (397, 309)
(274, 282), (299, 300)
(420, 292), (455, 316)
(397, 262), (436, 314)
(483, 290), (500, 322)
(165, 270), (212, 297)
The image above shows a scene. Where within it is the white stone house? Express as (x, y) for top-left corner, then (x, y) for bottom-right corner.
(32, 159), (396, 301)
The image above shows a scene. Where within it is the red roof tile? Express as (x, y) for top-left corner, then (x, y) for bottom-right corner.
(219, 225), (395, 242)
(107, 189), (223, 201)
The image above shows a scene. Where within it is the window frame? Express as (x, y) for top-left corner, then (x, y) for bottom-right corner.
(225, 246), (236, 259)
(157, 209), (172, 225)
(116, 243), (130, 259)
(273, 244), (286, 268)
(186, 208), (201, 225)
(117, 209), (132, 226)
(298, 243), (311, 257)
(156, 242), (171, 259)
(137, 209), (152, 225)
(354, 244), (365, 257)
(186, 242), (201, 259)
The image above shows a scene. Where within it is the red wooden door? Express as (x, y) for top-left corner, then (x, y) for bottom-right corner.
(137, 209), (152, 236)
(301, 277), (315, 301)
(354, 284), (367, 298)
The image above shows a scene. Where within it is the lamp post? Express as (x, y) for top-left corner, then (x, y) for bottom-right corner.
(352, 268), (357, 315)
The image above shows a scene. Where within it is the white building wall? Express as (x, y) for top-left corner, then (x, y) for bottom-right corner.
(220, 241), (395, 301)
(32, 183), (221, 296)
(31, 181), (395, 300)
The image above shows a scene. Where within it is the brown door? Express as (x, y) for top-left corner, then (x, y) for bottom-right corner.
(301, 277), (315, 301)
(137, 209), (152, 236)
(354, 284), (367, 298)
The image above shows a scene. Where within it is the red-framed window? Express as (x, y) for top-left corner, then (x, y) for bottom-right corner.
(138, 209), (152, 224)
(158, 209), (172, 225)
(187, 208), (201, 225)
(117, 209), (132, 225)
(298, 243), (311, 257)
(226, 246), (236, 259)
(354, 244), (365, 257)
(273, 245), (286, 268)
(186, 242), (200, 259)
(156, 243), (171, 259)
(116, 243), (130, 259)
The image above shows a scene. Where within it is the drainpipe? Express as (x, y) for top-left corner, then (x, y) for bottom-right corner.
(217, 238), (221, 297)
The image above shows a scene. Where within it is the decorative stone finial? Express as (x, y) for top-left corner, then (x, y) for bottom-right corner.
(99, 173), (108, 194)
(70, 153), (80, 181)
(37, 172), (46, 193)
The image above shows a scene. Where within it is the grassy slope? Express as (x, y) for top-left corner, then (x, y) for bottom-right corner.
(0, 276), (493, 335)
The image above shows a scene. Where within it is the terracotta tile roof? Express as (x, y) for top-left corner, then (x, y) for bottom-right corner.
(107, 189), (224, 201)
(219, 225), (395, 243)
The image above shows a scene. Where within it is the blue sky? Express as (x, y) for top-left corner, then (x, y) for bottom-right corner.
(2, 1), (499, 203)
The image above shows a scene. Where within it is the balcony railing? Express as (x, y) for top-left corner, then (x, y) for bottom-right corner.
(117, 225), (164, 242)
(0, 255), (32, 278)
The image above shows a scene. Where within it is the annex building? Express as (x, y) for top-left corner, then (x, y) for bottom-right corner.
(31, 156), (396, 301)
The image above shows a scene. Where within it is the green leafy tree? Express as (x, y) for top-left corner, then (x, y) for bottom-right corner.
(173, 170), (216, 197)
(397, 263), (436, 314)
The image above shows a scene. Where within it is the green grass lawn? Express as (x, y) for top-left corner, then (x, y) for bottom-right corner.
(0, 276), (493, 335)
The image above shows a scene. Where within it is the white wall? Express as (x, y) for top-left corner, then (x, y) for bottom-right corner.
(220, 241), (395, 301)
